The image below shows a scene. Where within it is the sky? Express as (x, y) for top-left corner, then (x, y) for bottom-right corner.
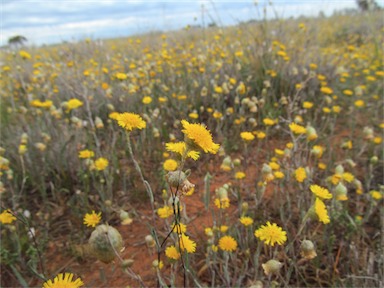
(0, 0), (378, 46)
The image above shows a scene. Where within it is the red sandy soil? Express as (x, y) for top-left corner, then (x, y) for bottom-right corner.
(36, 162), (270, 288)
(26, 126), (367, 287)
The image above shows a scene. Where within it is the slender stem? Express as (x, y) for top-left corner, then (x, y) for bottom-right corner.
(5, 208), (46, 279)
(106, 231), (146, 287)
(125, 132), (155, 222)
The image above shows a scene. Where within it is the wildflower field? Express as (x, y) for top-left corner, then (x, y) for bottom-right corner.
(0, 10), (383, 288)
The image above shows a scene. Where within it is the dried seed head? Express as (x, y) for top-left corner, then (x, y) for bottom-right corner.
(262, 259), (283, 276)
(166, 170), (195, 194)
(89, 224), (123, 263)
(145, 235), (155, 248)
(300, 240), (317, 260)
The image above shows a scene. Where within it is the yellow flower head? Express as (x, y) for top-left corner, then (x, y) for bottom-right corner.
(142, 96), (152, 104)
(0, 210), (17, 224)
(320, 86), (333, 94)
(354, 100), (365, 107)
(269, 162), (280, 170)
(255, 131), (266, 139)
(274, 171), (285, 179)
(370, 190), (382, 200)
(239, 216), (254, 226)
(108, 112), (119, 120)
(240, 132), (255, 141)
(315, 198), (330, 224)
(294, 167), (307, 183)
(263, 118), (276, 126)
(172, 222), (187, 234)
(43, 273), (84, 288)
(19, 50), (31, 60)
(165, 245), (181, 260)
(179, 233), (196, 253)
(373, 137), (382, 144)
(342, 172), (354, 183)
(310, 185), (332, 200)
(116, 112), (146, 131)
(115, 72), (127, 80)
(235, 171), (246, 180)
(189, 112), (199, 119)
(303, 101), (313, 109)
(255, 221), (287, 246)
(66, 98), (83, 112)
(165, 142), (200, 160)
(214, 198), (230, 209)
(163, 159), (178, 171)
(181, 120), (220, 154)
(94, 157), (108, 171)
(218, 235), (238, 252)
(31, 100), (53, 109)
(318, 162), (327, 170)
(83, 211), (101, 227)
(157, 206), (173, 218)
(311, 145), (324, 158)
(78, 149), (94, 159)
(289, 123), (307, 135)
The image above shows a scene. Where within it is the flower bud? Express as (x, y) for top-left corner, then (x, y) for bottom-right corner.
(241, 202), (249, 215)
(153, 128), (160, 138)
(19, 144), (27, 155)
(89, 224), (123, 263)
(306, 126), (318, 141)
(95, 117), (104, 129)
(119, 210), (132, 225)
(363, 127), (374, 140)
(335, 164), (344, 175)
(122, 259), (134, 268)
(34, 142), (46, 152)
(370, 156), (378, 165)
(300, 240), (317, 259)
(106, 103), (115, 111)
(334, 182), (348, 201)
(152, 259), (163, 269)
(145, 235), (156, 248)
(216, 186), (229, 200)
(345, 158), (356, 168)
(280, 96), (288, 105)
(262, 259), (283, 276)
(262, 163), (272, 174)
(20, 133), (28, 145)
(233, 158), (241, 167)
(248, 280), (263, 288)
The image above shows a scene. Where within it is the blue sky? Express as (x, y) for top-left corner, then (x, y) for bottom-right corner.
(0, 0), (374, 46)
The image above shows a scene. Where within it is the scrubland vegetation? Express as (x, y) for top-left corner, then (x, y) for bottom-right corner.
(0, 8), (383, 288)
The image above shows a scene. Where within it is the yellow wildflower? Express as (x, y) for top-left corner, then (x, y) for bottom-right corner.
(255, 222), (287, 246)
(83, 211), (101, 227)
(43, 273), (83, 288)
(181, 120), (220, 154)
(315, 198), (330, 224)
(116, 112), (146, 131)
(0, 210), (16, 224)
(179, 234), (196, 253)
(289, 123), (307, 135)
(218, 236), (238, 252)
(294, 167), (307, 183)
(94, 157), (108, 171)
(240, 132), (255, 141)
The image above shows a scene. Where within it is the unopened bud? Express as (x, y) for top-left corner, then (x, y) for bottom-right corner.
(262, 259), (283, 276)
(300, 240), (317, 259)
